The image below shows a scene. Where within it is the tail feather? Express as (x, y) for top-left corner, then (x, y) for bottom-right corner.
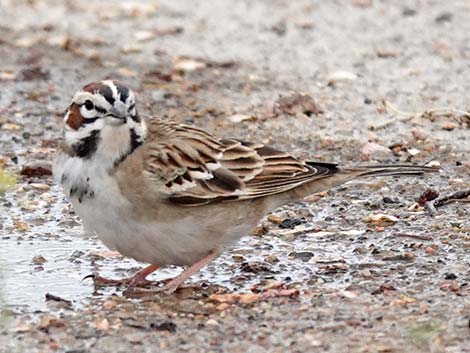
(340, 164), (440, 178)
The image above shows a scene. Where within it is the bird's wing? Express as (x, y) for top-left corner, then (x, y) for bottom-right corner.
(143, 120), (338, 206)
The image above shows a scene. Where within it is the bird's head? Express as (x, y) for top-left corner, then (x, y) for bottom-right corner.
(63, 80), (147, 165)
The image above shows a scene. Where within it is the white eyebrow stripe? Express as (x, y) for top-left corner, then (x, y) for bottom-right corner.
(72, 91), (112, 110)
(101, 80), (120, 102)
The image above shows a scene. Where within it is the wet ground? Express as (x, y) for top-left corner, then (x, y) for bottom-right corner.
(0, 0), (469, 352)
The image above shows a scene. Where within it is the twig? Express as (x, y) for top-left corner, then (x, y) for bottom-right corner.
(369, 100), (470, 130)
(45, 293), (73, 306)
(394, 233), (433, 241)
(434, 190), (470, 208)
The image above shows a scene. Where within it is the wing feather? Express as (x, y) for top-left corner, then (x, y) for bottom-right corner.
(143, 120), (338, 206)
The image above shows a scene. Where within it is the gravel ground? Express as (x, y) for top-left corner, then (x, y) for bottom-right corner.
(0, 1), (469, 352)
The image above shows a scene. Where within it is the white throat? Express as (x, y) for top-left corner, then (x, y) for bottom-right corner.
(95, 124), (132, 169)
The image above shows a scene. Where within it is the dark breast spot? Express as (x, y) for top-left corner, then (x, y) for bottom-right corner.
(72, 130), (100, 158)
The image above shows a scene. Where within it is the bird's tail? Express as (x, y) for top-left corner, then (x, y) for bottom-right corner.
(339, 164), (440, 178)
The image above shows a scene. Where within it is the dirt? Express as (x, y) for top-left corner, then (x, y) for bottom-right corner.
(0, 1), (469, 352)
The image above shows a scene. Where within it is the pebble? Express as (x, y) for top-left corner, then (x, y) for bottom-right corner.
(134, 30), (155, 41)
(216, 303), (230, 311)
(326, 70), (357, 83)
(267, 214), (282, 224)
(444, 273), (457, 280)
(227, 114), (253, 123)
(173, 57), (206, 72)
(20, 161), (52, 176)
(361, 143), (392, 160)
(441, 122), (457, 131)
(279, 218), (304, 229)
(30, 183), (50, 191)
(103, 300), (117, 310)
(273, 92), (320, 116)
(206, 319), (219, 326)
(32, 255), (47, 264)
(95, 318), (110, 331)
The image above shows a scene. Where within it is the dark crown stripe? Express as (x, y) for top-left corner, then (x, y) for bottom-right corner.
(100, 85), (115, 105)
(115, 82), (130, 103)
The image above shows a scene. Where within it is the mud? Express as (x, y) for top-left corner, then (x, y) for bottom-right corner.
(0, 1), (469, 352)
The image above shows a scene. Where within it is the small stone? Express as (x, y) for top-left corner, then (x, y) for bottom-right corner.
(326, 70), (357, 84)
(435, 12), (453, 23)
(289, 251), (314, 262)
(279, 218), (304, 229)
(444, 273), (457, 280)
(216, 303), (229, 311)
(20, 161), (53, 176)
(402, 7), (417, 16)
(363, 213), (399, 224)
(267, 214), (282, 224)
(227, 114), (253, 123)
(273, 92), (320, 116)
(376, 48), (399, 58)
(407, 148), (421, 156)
(232, 254), (245, 262)
(95, 318), (110, 331)
(411, 129), (427, 141)
(134, 30), (155, 41)
(419, 303), (429, 314)
(103, 300), (117, 310)
(39, 315), (65, 329)
(239, 293), (259, 304)
(32, 255), (47, 264)
(206, 319), (219, 326)
(424, 246), (436, 254)
(264, 255), (279, 264)
(441, 122), (457, 131)
(448, 178), (464, 184)
(361, 143), (392, 160)
(250, 224), (269, 236)
(1, 123), (21, 131)
(150, 321), (177, 333)
(173, 57), (206, 72)
(30, 183), (50, 191)
(425, 160), (440, 168)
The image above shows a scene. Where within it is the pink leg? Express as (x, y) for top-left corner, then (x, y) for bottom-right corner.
(124, 250), (219, 296)
(85, 264), (160, 288)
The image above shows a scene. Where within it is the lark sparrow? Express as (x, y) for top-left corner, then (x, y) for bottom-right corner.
(53, 80), (437, 295)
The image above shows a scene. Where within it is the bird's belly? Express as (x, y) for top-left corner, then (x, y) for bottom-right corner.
(74, 197), (254, 266)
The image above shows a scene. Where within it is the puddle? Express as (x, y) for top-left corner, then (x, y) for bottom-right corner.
(0, 183), (375, 313)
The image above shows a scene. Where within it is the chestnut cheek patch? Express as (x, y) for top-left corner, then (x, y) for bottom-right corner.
(66, 104), (83, 130)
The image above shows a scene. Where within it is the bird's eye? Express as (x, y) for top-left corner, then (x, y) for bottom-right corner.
(84, 100), (94, 110)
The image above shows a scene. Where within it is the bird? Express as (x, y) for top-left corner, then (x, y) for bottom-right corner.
(53, 80), (438, 295)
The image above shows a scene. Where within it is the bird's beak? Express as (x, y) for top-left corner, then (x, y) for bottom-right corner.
(109, 101), (128, 121)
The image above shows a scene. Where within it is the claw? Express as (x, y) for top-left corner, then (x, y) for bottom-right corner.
(82, 264), (160, 289)
(82, 274), (95, 282)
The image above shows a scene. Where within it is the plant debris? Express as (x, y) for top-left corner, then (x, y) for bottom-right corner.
(434, 189), (470, 207)
(273, 92), (321, 117)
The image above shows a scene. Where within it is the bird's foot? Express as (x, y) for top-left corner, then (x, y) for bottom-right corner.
(83, 264), (159, 289)
(123, 280), (193, 298)
(124, 250), (219, 297)
(83, 274), (152, 288)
